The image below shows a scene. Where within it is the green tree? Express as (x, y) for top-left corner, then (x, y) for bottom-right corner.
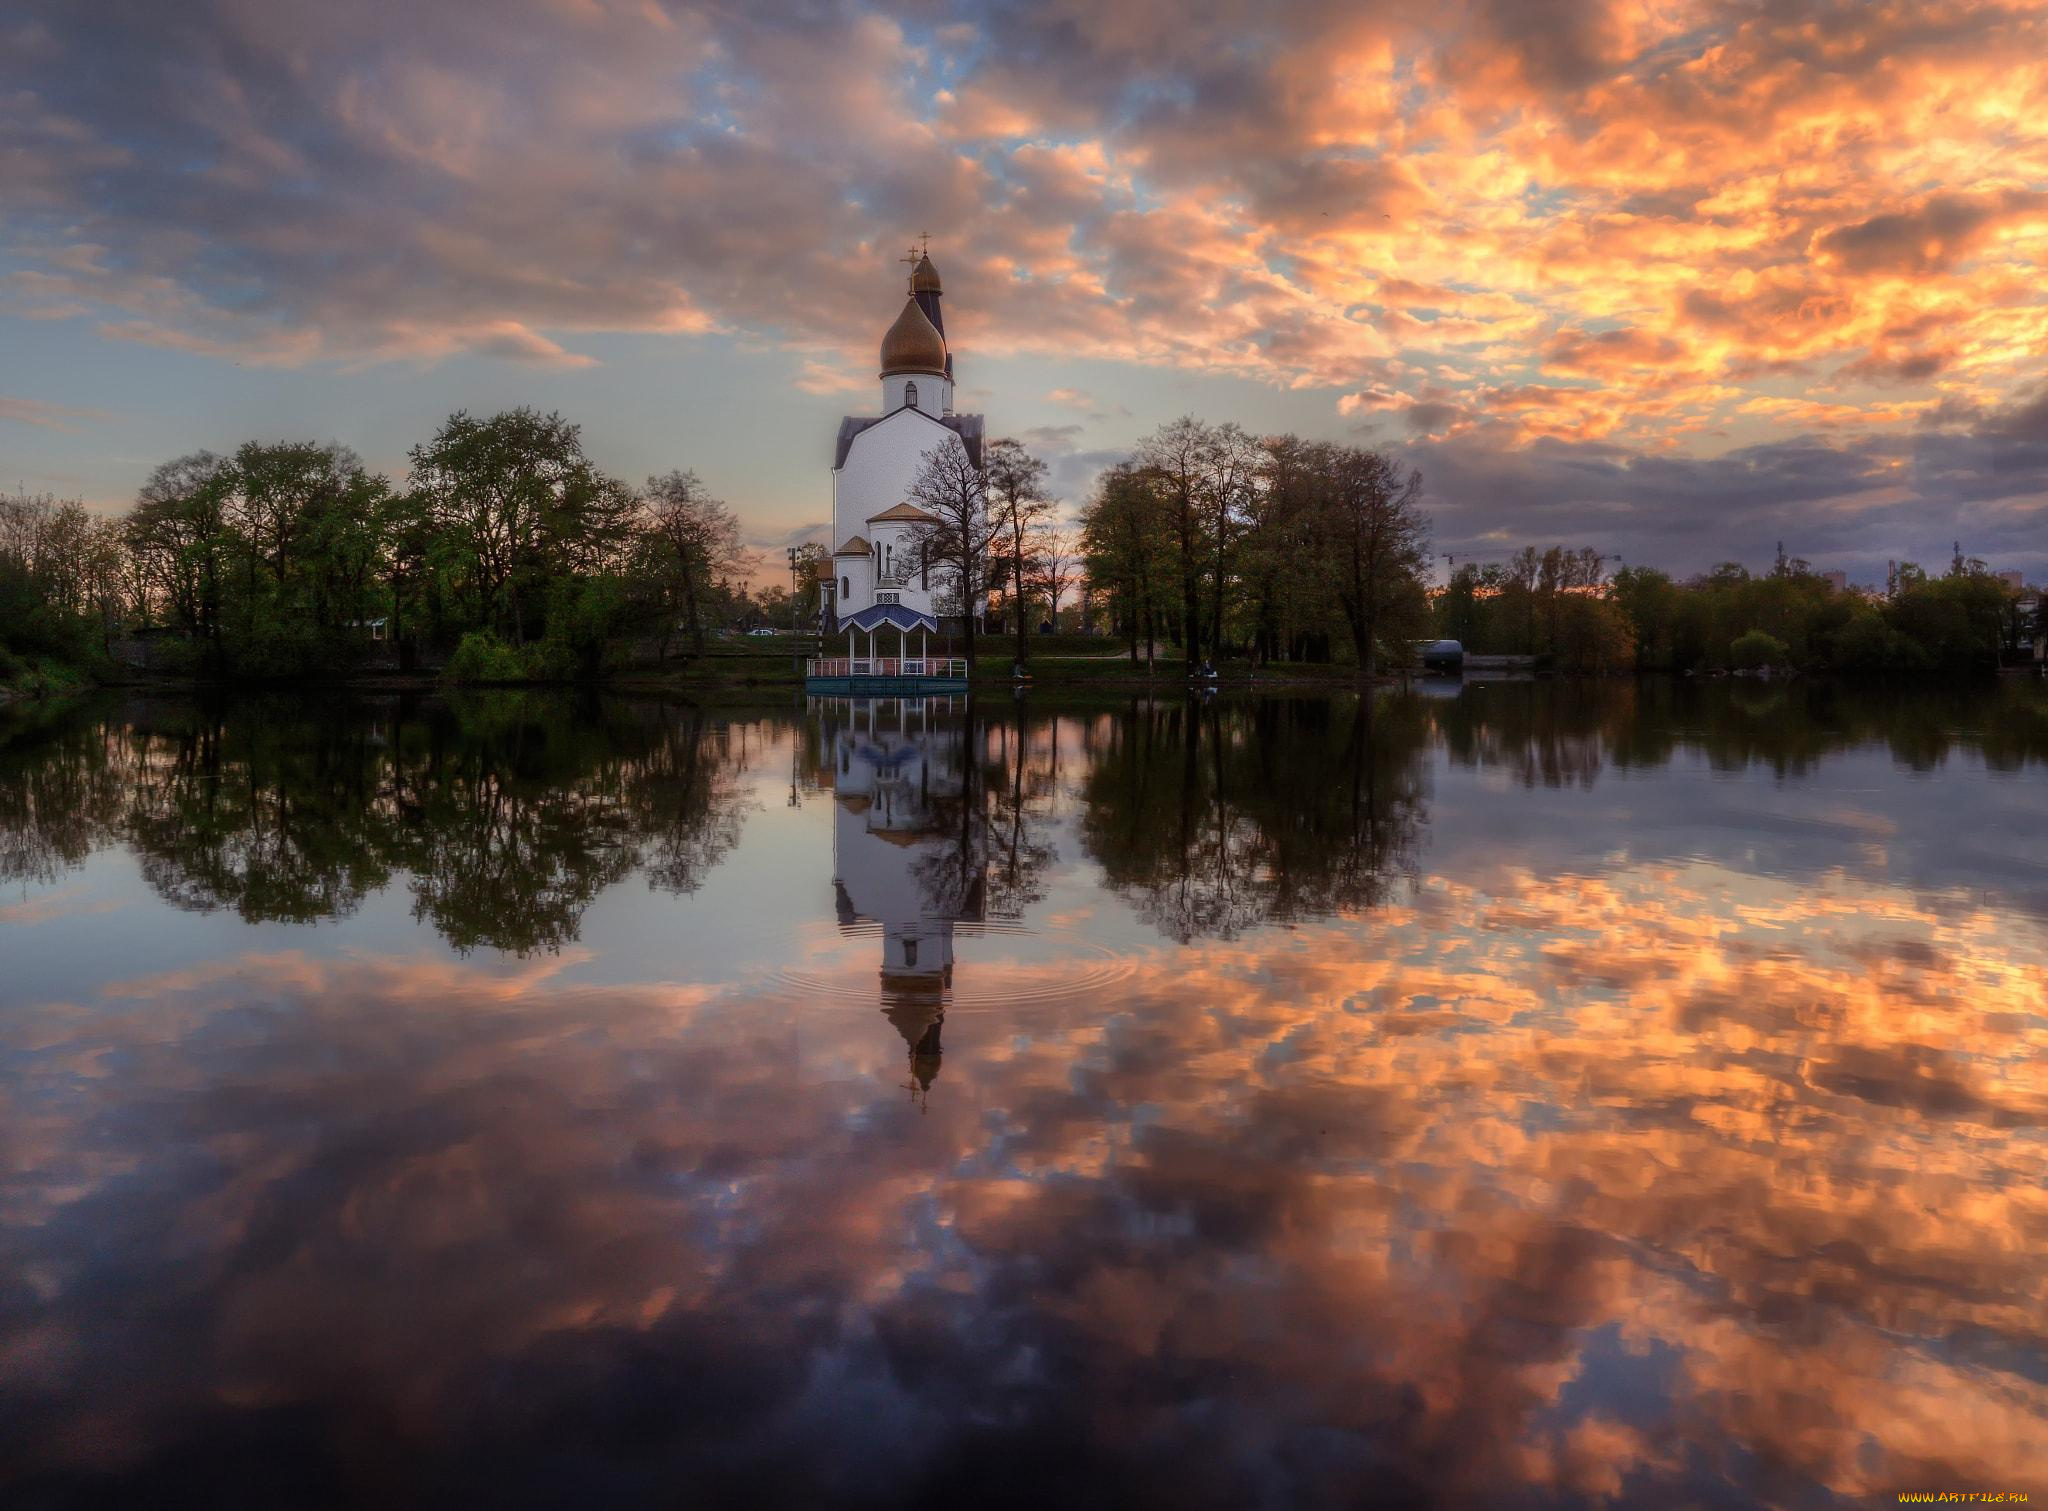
(125, 453), (236, 656)
(1, 492), (121, 669)
(639, 470), (751, 657)
(1611, 566), (1680, 671)
(1553, 595), (1636, 673)
(1080, 463), (1174, 668)
(1136, 417), (1219, 661)
(1240, 436), (1331, 664)
(219, 441), (392, 671)
(1200, 423), (1261, 656)
(1432, 563), (1487, 652)
(408, 409), (634, 644)
(1310, 446), (1431, 676)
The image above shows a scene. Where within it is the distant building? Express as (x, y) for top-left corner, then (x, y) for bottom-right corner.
(1820, 570), (1847, 593)
(1996, 569), (2025, 592)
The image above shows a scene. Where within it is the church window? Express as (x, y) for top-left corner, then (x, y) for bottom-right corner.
(840, 576), (849, 597)
(905, 381), (918, 410)
(903, 939), (918, 968)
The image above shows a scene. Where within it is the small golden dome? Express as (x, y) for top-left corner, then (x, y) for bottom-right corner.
(909, 254), (942, 294)
(879, 296), (947, 376)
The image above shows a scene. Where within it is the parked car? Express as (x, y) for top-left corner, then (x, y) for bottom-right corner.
(748, 627), (778, 637)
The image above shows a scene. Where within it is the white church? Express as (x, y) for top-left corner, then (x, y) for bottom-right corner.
(808, 248), (984, 689)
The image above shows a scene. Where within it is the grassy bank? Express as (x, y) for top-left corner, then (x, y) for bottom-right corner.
(0, 649), (98, 705)
(68, 631), (1402, 697)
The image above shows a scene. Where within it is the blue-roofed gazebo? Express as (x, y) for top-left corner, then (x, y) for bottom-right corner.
(807, 603), (967, 693)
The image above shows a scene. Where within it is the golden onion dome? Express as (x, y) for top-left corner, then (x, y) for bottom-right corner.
(909, 254), (942, 294)
(879, 296), (947, 376)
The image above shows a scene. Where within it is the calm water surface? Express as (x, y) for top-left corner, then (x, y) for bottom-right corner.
(2, 682), (2045, 1507)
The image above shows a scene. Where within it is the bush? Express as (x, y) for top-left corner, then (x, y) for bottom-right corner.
(446, 631), (529, 684)
(1730, 629), (1790, 670)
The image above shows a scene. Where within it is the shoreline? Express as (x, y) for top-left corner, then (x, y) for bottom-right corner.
(16, 659), (2037, 707)
(65, 664), (1410, 697)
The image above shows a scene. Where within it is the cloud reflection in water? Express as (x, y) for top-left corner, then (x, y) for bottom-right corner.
(0, 683), (2043, 1505)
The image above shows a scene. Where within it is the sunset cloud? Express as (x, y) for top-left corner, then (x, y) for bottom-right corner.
(1, 0), (2045, 565)
(0, 396), (103, 431)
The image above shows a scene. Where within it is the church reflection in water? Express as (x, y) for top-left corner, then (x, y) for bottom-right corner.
(814, 697), (987, 1105)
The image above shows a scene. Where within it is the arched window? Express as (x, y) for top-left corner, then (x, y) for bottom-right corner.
(904, 381), (919, 410)
(840, 576), (849, 598)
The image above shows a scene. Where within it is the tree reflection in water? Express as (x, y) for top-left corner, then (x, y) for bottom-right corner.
(0, 693), (760, 952)
(7, 679), (2044, 946)
(0, 681), (2045, 1506)
(1082, 693), (1431, 939)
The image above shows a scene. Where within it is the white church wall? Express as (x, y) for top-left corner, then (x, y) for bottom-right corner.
(834, 551), (872, 607)
(832, 409), (969, 619)
(835, 410), (966, 539)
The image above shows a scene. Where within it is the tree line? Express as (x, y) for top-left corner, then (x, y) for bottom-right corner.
(9, 401), (2038, 689)
(3, 408), (762, 685)
(1436, 546), (2038, 674)
(1068, 417), (2038, 676)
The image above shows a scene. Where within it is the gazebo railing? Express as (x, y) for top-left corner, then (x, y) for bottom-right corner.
(806, 656), (968, 679)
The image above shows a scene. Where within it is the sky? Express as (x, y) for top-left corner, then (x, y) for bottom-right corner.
(3, 0), (2047, 583)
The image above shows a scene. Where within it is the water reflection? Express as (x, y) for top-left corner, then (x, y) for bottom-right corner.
(819, 698), (988, 1103)
(2, 682), (2045, 1505)
(1, 694), (759, 950)
(1081, 694), (1429, 939)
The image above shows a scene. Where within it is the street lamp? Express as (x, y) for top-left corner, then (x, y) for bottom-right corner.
(786, 546), (801, 635)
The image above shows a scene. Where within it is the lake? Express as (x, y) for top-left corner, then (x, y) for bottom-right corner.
(2, 681), (2044, 1507)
